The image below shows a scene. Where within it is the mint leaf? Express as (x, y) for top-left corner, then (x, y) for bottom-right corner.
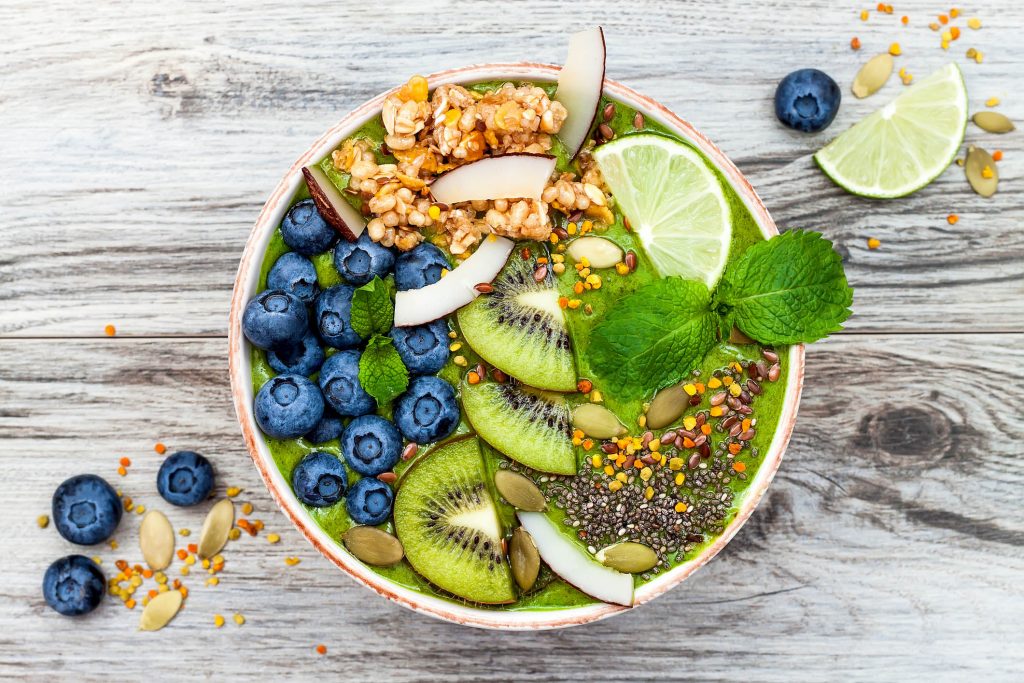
(589, 278), (720, 399)
(716, 230), (852, 345)
(358, 334), (408, 406)
(349, 276), (394, 339)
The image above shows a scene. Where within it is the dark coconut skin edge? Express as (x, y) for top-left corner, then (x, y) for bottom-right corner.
(302, 166), (362, 242)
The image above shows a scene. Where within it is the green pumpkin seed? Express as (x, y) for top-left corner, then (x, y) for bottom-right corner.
(572, 403), (627, 439)
(972, 111), (1015, 134)
(494, 470), (546, 511)
(566, 237), (624, 269)
(595, 542), (658, 573)
(645, 383), (687, 429)
(139, 589), (183, 631)
(852, 54), (893, 99)
(342, 526), (404, 566)
(510, 527), (540, 591)
(965, 145), (998, 197)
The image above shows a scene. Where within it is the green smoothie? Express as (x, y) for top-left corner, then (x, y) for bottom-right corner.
(250, 81), (789, 611)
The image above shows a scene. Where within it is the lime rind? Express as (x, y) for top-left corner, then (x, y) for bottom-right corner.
(814, 63), (968, 199)
(593, 134), (733, 288)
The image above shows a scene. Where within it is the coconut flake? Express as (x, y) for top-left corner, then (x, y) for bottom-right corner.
(428, 154), (556, 205)
(302, 165), (366, 241)
(554, 26), (607, 159)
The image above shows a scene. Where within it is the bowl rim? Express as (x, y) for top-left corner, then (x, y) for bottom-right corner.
(228, 61), (805, 630)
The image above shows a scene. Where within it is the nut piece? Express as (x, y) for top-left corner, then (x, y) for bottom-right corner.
(852, 53), (894, 99)
(342, 526), (405, 566)
(198, 499), (235, 559)
(494, 470), (546, 512)
(572, 403), (627, 439)
(566, 237), (625, 269)
(139, 510), (175, 571)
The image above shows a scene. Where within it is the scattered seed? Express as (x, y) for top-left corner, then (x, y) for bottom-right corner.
(573, 403), (627, 439)
(140, 510), (175, 571)
(852, 53), (893, 98)
(602, 103), (616, 121)
(533, 265), (548, 282)
(768, 363), (782, 382)
(972, 111), (1015, 134)
(645, 384), (687, 429)
(510, 527), (540, 591)
(965, 145), (999, 197)
(598, 123), (614, 140)
(495, 470), (547, 511)
(595, 541), (659, 573)
(198, 499), (234, 559)
(139, 590), (183, 631)
(566, 236), (624, 269)
(376, 472), (397, 484)
(474, 282), (493, 293)
(401, 442), (418, 461)
(343, 526), (405, 566)
(633, 112), (645, 129)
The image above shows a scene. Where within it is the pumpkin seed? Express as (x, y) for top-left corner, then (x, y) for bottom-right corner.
(139, 589), (183, 631)
(572, 403), (627, 439)
(972, 111), (1015, 134)
(494, 470), (546, 511)
(851, 53), (893, 99)
(965, 145), (998, 197)
(342, 526), (404, 566)
(139, 510), (175, 571)
(510, 527), (540, 591)
(566, 236), (624, 269)
(595, 542), (658, 573)
(198, 499), (234, 559)
(728, 326), (756, 345)
(645, 383), (687, 429)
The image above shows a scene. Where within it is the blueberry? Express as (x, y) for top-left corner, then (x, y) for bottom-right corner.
(242, 289), (308, 351)
(267, 252), (319, 303)
(394, 243), (449, 291)
(346, 477), (394, 525)
(334, 233), (396, 286)
(51, 474), (122, 545)
(42, 555), (105, 616)
(389, 319), (449, 375)
(306, 407), (345, 444)
(291, 452), (348, 507)
(393, 375), (459, 444)
(268, 331), (325, 376)
(281, 198), (336, 256)
(774, 69), (841, 133)
(341, 415), (402, 476)
(314, 285), (362, 349)
(156, 451), (215, 507)
(318, 350), (375, 416)
(254, 373), (325, 438)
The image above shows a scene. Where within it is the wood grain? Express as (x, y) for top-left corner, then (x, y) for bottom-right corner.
(1, 0), (1022, 680)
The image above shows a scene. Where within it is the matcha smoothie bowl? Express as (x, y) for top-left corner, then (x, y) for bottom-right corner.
(229, 28), (850, 629)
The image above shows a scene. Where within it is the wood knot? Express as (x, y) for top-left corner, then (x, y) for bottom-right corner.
(863, 404), (952, 460)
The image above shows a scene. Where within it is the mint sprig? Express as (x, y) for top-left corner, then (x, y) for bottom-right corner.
(358, 334), (408, 406)
(349, 276), (394, 339)
(589, 278), (719, 400)
(588, 231), (851, 394)
(715, 230), (853, 345)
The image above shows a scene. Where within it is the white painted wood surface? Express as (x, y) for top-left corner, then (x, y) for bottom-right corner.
(1, 1), (1021, 680)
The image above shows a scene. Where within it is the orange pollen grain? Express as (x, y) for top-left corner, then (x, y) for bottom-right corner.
(947, 214), (959, 224)
(104, 324), (116, 337)
(154, 442), (167, 454)
(850, 36), (861, 49)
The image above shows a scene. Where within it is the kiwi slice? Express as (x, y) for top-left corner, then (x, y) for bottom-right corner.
(457, 256), (576, 391)
(394, 437), (515, 604)
(462, 379), (576, 475)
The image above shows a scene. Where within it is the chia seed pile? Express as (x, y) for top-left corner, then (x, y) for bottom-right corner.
(505, 350), (782, 581)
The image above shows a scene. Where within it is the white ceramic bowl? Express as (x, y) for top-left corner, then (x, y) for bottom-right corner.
(229, 63), (805, 630)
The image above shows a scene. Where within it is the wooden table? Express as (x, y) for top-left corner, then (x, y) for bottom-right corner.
(2, 1), (1021, 680)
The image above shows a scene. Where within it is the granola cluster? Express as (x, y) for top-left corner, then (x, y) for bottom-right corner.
(332, 75), (610, 253)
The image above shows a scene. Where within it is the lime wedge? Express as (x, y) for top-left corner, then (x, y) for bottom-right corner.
(593, 134), (732, 288)
(814, 63), (967, 198)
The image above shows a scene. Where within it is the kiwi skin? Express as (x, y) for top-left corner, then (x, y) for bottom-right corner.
(393, 436), (516, 604)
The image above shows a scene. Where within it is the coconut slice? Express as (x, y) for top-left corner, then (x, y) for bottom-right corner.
(554, 26), (606, 159)
(428, 154), (556, 205)
(393, 236), (514, 327)
(301, 165), (366, 241)
(517, 511), (634, 606)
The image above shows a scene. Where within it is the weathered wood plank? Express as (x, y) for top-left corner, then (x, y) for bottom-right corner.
(1, 334), (1021, 680)
(0, 0), (1021, 337)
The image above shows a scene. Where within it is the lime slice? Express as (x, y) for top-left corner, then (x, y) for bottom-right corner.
(814, 63), (967, 198)
(593, 134), (732, 288)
